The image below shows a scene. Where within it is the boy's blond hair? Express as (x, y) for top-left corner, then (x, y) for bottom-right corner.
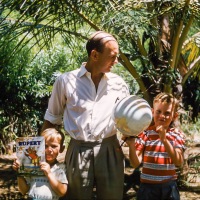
(153, 92), (179, 113)
(41, 128), (65, 147)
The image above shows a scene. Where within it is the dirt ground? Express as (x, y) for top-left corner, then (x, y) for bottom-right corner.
(0, 151), (200, 200)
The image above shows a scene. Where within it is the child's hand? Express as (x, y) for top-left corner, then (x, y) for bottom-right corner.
(121, 135), (136, 147)
(156, 125), (167, 142)
(40, 162), (51, 176)
(12, 158), (20, 171)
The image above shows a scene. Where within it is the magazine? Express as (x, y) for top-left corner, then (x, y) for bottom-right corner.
(16, 136), (45, 176)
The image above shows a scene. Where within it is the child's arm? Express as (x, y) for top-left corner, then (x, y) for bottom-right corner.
(123, 136), (142, 168)
(162, 139), (184, 167)
(157, 125), (184, 167)
(17, 176), (30, 195)
(40, 162), (67, 197)
(12, 159), (30, 195)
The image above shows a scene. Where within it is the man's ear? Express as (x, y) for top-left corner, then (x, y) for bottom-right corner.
(91, 49), (99, 61)
(60, 144), (65, 153)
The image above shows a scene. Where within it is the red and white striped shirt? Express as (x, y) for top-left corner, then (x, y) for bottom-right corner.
(135, 126), (186, 184)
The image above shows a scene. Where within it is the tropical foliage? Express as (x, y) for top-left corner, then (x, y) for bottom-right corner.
(0, 0), (199, 152)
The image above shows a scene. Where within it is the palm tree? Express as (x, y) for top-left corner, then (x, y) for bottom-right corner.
(0, 0), (199, 120)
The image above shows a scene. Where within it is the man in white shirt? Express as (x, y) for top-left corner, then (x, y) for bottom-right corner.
(42, 31), (129, 200)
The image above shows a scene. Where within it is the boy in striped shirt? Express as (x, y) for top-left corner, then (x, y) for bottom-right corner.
(124, 92), (186, 200)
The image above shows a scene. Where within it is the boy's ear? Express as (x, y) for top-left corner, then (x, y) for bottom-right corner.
(60, 144), (65, 153)
(174, 112), (179, 119)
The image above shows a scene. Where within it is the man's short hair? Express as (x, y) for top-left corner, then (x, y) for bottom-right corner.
(86, 31), (117, 56)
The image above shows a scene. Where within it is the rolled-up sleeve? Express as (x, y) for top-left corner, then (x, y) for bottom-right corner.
(44, 75), (67, 125)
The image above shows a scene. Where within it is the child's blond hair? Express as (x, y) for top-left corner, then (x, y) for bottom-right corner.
(153, 92), (179, 113)
(41, 128), (65, 147)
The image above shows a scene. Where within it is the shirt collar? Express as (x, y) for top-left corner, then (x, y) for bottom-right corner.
(77, 63), (88, 78)
(77, 62), (108, 79)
